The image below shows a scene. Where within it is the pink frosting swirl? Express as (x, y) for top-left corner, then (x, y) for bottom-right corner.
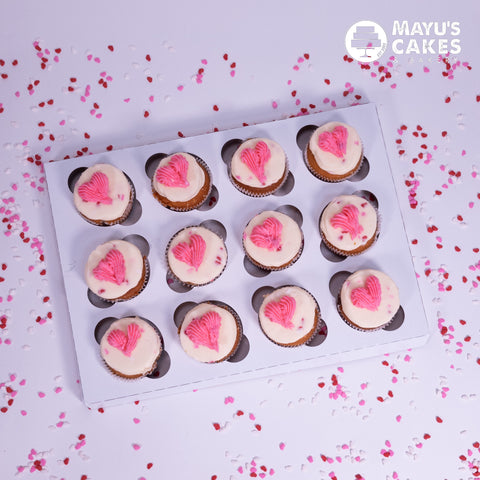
(172, 233), (206, 271)
(330, 204), (364, 240)
(78, 171), (113, 204)
(318, 125), (348, 158)
(350, 275), (382, 311)
(264, 295), (296, 329)
(107, 322), (142, 357)
(155, 154), (190, 188)
(184, 311), (222, 351)
(250, 216), (283, 251)
(240, 140), (271, 185)
(92, 248), (126, 285)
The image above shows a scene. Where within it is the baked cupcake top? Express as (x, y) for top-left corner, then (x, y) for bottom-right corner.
(167, 226), (227, 286)
(320, 195), (378, 253)
(230, 138), (286, 189)
(258, 286), (318, 346)
(308, 122), (362, 176)
(73, 163), (132, 223)
(179, 302), (240, 363)
(152, 152), (206, 203)
(243, 210), (303, 269)
(85, 239), (144, 300)
(339, 269), (400, 330)
(100, 317), (161, 378)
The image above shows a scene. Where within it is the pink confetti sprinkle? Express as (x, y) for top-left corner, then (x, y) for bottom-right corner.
(279, 442), (286, 450)
(133, 418), (140, 424)
(21, 410), (27, 416)
(38, 391), (45, 398)
(272, 101), (278, 109)
(424, 67), (430, 73)
(177, 85), (184, 91)
(132, 443), (141, 450)
(307, 455), (314, 463)
(54, 387), (62, 394)
(224, 396), (234, 404)
(396, 415), (402, 422)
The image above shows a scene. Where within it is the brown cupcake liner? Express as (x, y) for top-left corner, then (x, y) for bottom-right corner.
(178, 300), (243, 363)
(258, 285), (322, 347)
(151, 154), (212, 212)
(243, 238), (304, 272)
(165, 225), (228, 288)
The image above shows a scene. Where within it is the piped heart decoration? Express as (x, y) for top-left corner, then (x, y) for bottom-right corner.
(93, 248), (126, 285)
(264, 295), (296, 329)
(185, 311), (222, 351)
(318, 125), (348, 158)
(330, 204), (364, 240)
(78, 171), (113, 204)
(350, 275), (382, 311)
(156, 154), (190, 188)
(240, 140), (271, 185)
(172, 234), (206, 271)
(107, 322), (142, 356)
(250, 216), (283, 251)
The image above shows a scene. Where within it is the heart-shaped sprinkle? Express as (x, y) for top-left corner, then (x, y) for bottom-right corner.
(107, 322), (142, 356)
(240, 140), (271, 185)
(92, 248), (126, 285)
(350, 275), (382, 311)
(330, 204), (364, 240)
(185, 311), (222, 351)
(172, 234), (206, 270)
(250, 217), (283, 251)
(155, 154), (190, 188)
(78, 171), (112, 204)
(264, 295), (296, 329)
(318, 125), (348, 158)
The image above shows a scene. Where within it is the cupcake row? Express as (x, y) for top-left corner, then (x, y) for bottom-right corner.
(70, 121), (366, 226)
(98, 268), (401, 380)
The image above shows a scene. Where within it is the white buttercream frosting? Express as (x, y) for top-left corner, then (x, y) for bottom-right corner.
(100, 317), (161, 377)
(243, 210), (303, 269)
(340, 269), (400, 330)
(73, 163), (132, 222)
(320, 195), (378, 252)
(85, 239), (144, 300)
(308, 122), (362, 175)
(167, 226), (227, 285)
(259, 286), (318, 346)
(179, 303), (240, 363)
(231, 138), (286, 188)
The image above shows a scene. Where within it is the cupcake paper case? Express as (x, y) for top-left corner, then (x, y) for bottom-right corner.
(73, 163), (134, 225)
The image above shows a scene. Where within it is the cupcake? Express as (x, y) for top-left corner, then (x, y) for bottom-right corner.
(73, 163), (134, 225)
(338, 269), (400, 331)
(258, 285), (321, 347)
(178, 302), (242, 363)
(319, 194), (379, 256)
(85, 239), (149, 302)
(151, 152), (212, 212)
(166, 225), (227, 287)
(100, 317), (162, 378)
(243, 210), (303, 271)
(230, 138), (288, 196)
(304, 121), (363, 182)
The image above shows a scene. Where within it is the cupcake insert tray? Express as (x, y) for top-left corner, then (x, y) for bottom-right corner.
(45, 103), (429, 407)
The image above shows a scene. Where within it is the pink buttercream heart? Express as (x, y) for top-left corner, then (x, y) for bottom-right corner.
(155, 154), (190, 188)
(318, 125), (348, 158)
(350, 275), (382, 311)
(330, 204), (364, 240)
(240, 140), (271, 185)
(78, 171), (112, 204)
(172, 233), (206, 271)
(92, 248), (126, 285)
(264, 295), (296, 329)
(185, 311), (222, 351)
(250, 216), (283, 251)
(107, 322), (142, 357)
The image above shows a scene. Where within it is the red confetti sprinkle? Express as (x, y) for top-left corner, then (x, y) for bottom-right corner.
(213, 105), (219, 111)
(147, 463), (153, 469)
(435, 416), (443, 423)
(212, 422), (220, 430)
(108, 45), (114, 51)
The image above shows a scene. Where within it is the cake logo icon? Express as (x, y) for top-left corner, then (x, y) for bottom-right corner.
(346, 21), (387, 62)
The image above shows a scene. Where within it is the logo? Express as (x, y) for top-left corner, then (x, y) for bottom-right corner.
(345, 20), (387, 62)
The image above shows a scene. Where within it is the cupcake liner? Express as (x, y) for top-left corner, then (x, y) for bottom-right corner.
(165, 225), (228, 288)
(336, 297), (396, 332)
(258, 285), (322, 348)
(152, 154), (213, 212)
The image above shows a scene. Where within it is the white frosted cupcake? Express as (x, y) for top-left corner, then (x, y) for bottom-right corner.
(230, 138), (288, 196)
(338, 269), (400, 331)
(179, 302), (242, 363)
(152, 152), (212, 211)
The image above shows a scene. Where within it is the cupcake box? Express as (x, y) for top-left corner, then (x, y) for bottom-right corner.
(45, 103), (430, 407)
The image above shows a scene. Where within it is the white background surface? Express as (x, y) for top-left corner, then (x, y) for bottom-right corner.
(1, 1), (479, 479)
